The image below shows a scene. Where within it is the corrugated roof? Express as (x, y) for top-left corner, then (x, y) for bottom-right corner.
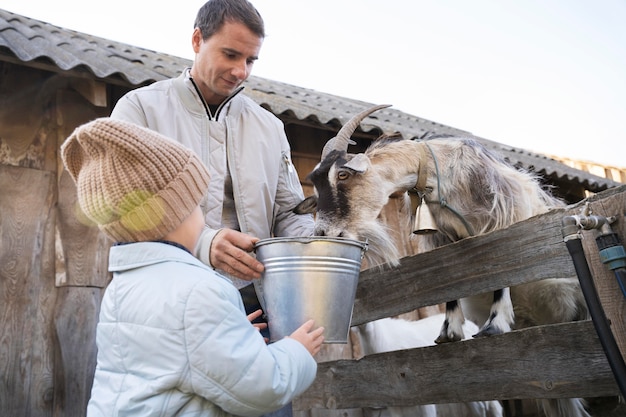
(0, 8), (620, 193)
(0, 9), (183, 84)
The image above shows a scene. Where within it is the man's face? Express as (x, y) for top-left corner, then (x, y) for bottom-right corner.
(190, 21), (263, 105)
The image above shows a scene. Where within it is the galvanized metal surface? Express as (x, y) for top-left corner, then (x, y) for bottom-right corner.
(255, 237), (367, 343)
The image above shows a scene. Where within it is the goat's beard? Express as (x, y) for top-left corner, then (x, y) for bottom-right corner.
(351, 220), (401, 270)
(312, 215), (401, 270)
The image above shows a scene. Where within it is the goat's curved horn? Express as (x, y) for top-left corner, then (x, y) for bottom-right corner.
(321, 104), (392, 160)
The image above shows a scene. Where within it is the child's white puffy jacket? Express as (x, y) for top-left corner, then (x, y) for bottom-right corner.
(87, 242), (317, 417)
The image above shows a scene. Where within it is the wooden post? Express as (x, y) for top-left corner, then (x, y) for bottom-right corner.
(579, 187), (626, 363)
(52, 91), (111, 416)
(0, 164), (56, 416)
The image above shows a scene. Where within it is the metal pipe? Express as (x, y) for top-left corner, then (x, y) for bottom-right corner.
(561, 212), (626, 397)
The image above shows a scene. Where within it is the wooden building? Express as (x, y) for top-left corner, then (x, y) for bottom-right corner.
(1, 8), (624, 417)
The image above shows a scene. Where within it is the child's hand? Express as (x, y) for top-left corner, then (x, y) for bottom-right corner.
(287, 319), (324, 356)
(247, 309), (269, 343)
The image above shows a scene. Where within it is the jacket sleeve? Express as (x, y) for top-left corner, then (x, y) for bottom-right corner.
(183, 279), (317, 416)
(272, 128), (314, 238)
(194, 225), (220, 267)
(110, 93), (149, 126)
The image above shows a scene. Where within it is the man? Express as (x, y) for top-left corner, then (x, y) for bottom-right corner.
(111, 0), (313, 320)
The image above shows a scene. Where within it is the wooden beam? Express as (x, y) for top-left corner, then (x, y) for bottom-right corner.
(294, 321), (619, 410)
(352, 204), (577, 326)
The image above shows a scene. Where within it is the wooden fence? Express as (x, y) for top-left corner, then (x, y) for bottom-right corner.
(294, 185), (626, 414)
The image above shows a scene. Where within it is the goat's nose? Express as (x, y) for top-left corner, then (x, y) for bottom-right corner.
(314, 228), (326, 237)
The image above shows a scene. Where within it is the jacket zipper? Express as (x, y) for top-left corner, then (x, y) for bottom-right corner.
(225, 118), (248, 234)
(281, 151), (301, 196)
(189, 73), (243, 120)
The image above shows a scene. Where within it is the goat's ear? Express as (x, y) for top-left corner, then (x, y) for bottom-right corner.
(293, 195), (318, 214)
(342, 153), (369, 173)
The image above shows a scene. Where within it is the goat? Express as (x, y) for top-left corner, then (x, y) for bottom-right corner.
(354, 314), (504, 417)
(294, 104), (591, 417)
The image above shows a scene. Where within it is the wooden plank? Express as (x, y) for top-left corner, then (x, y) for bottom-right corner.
(576, 186), (626, 364)
(0, 67), (46, 165)
(294, 320), (619, 411)
(68, 79), (108, 107)
(294, 409), (363, 417)
(51, 95), (113, 415)
(52, 287), (102, 417)
(352, 205), (575, 326)
(56, 169), (111, 287)
(0, 164), (56, 417)
(55, 92), (112, 288)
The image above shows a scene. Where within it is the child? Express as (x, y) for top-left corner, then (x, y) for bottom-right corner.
(61, 118), (324, 417)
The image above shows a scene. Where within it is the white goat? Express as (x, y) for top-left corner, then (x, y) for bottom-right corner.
(294, 105), (591, 417)
(354, 314), (503, 417)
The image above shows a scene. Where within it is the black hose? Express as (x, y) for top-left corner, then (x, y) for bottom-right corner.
(614, 269), (626, 298)
(565, 238), (626, 397)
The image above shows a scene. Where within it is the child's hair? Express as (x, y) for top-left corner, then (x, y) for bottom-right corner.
(61, 118), (210, 242)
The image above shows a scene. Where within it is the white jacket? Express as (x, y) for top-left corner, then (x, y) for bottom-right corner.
(111, 69), (314, 273)
(87, 242), (317, 417)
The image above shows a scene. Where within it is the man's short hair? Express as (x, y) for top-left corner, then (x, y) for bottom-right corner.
(194, 0), (265, 40)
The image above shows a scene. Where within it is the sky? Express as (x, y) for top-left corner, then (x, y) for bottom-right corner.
(3, 0), (625, 169)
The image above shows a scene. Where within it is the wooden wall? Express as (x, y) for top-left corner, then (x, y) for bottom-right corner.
(0, 63), (110, 417)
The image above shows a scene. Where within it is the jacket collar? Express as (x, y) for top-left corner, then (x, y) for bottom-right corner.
(176, 68), (245, 121)
(108, 241), (208, 273)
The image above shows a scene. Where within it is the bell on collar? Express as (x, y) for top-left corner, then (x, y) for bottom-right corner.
(413, 197), (438, 234)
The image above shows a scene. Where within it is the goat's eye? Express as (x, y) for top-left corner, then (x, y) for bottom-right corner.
(337, 170), (350, 181)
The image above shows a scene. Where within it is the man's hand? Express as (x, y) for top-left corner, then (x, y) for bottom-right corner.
(210, 229), (264, 280)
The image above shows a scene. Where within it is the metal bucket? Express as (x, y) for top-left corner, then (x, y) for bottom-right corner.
(255, 236), (367, 343)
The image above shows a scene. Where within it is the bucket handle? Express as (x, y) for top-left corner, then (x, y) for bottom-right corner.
(361, 238), (369, 259)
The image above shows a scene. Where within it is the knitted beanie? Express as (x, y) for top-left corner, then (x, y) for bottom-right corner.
(60, 118), (210, 242)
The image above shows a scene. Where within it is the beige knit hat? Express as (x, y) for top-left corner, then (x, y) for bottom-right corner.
(61, 118), (210, 242)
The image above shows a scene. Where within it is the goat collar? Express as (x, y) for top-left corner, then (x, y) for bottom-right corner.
(415, 141), (476, 237)
(414, 142), (429, 193)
